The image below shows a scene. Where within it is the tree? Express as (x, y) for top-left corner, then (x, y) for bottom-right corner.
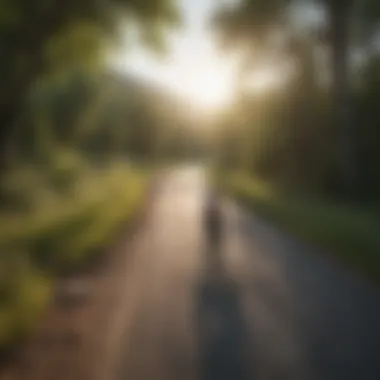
(212, 0), (380, 195)
(0, 0), (179, 170)
(325, 0), (355, 194)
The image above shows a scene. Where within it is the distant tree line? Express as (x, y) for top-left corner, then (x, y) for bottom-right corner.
(213, 0), (380, 201)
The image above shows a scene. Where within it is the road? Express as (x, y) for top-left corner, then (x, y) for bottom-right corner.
(110, 166), (380, 380)
(3, 166), (380, 380)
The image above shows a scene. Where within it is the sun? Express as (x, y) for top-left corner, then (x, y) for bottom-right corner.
(114, 32), (238, 111)
(159, 36), (237, 111)
(179, 68), (234, 110)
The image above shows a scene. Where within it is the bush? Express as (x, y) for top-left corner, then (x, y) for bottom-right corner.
(0, 163), (149, 350)
(47, 150), (87, 192)
(224, 172), (380, 282)
(0, 253), (51, 348)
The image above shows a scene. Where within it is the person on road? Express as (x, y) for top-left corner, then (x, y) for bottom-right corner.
(204, 190), (223, 249)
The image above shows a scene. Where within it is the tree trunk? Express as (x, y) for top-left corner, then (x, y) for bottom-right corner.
(327, 0), (355, 196)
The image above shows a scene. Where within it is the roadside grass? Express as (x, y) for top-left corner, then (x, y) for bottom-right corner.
(222, 172), (380, 282)
(0, 162), (149, 350)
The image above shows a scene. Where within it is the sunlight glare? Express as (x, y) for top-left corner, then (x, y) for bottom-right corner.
(162, 36), (236, 111)
(245, 68), (285, 92)
(170, 62), (234, 110)
(114, 33), (237, 112)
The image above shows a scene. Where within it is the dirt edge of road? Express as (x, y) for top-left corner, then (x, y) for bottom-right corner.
(0, 193), (153, 380)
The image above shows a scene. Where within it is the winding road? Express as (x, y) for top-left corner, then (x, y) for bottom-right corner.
(4, 166), (380, 380)
(111, 166), (380, 380)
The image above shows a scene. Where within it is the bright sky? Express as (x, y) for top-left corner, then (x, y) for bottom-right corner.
(111, 0), (305, 110)
(112, 0), (240, 111)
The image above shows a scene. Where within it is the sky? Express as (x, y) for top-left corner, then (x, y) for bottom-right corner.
(112, 0), (240, 110)
(110, 0), (326, 110)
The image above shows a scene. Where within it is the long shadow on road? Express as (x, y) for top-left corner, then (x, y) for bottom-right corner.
(238, 210), (380, 380)
(196, 247), (250, 380)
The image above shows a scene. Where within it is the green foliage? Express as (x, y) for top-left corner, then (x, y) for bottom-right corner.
(0, 255), (51, 348)
(0, 0), (186, 356)
(14, 68), (179, 164)
(0, 163), (149, 349)
(212, 0), (380, 193)
(45, 21), (106, 74)
(224, 173), (380, 282)
(216, 53), (335, 196)
(214, 0), (380, 282)
(0, 0), (180, 163)
(212, 0), (290, 52)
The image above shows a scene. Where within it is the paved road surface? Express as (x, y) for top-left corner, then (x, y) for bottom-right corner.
(106, 166), (380, 380)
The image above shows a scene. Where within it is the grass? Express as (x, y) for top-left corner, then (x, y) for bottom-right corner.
(0, 161), (150, 350)
(0, 259), (51, 348)
(222, 172), (380, 282)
